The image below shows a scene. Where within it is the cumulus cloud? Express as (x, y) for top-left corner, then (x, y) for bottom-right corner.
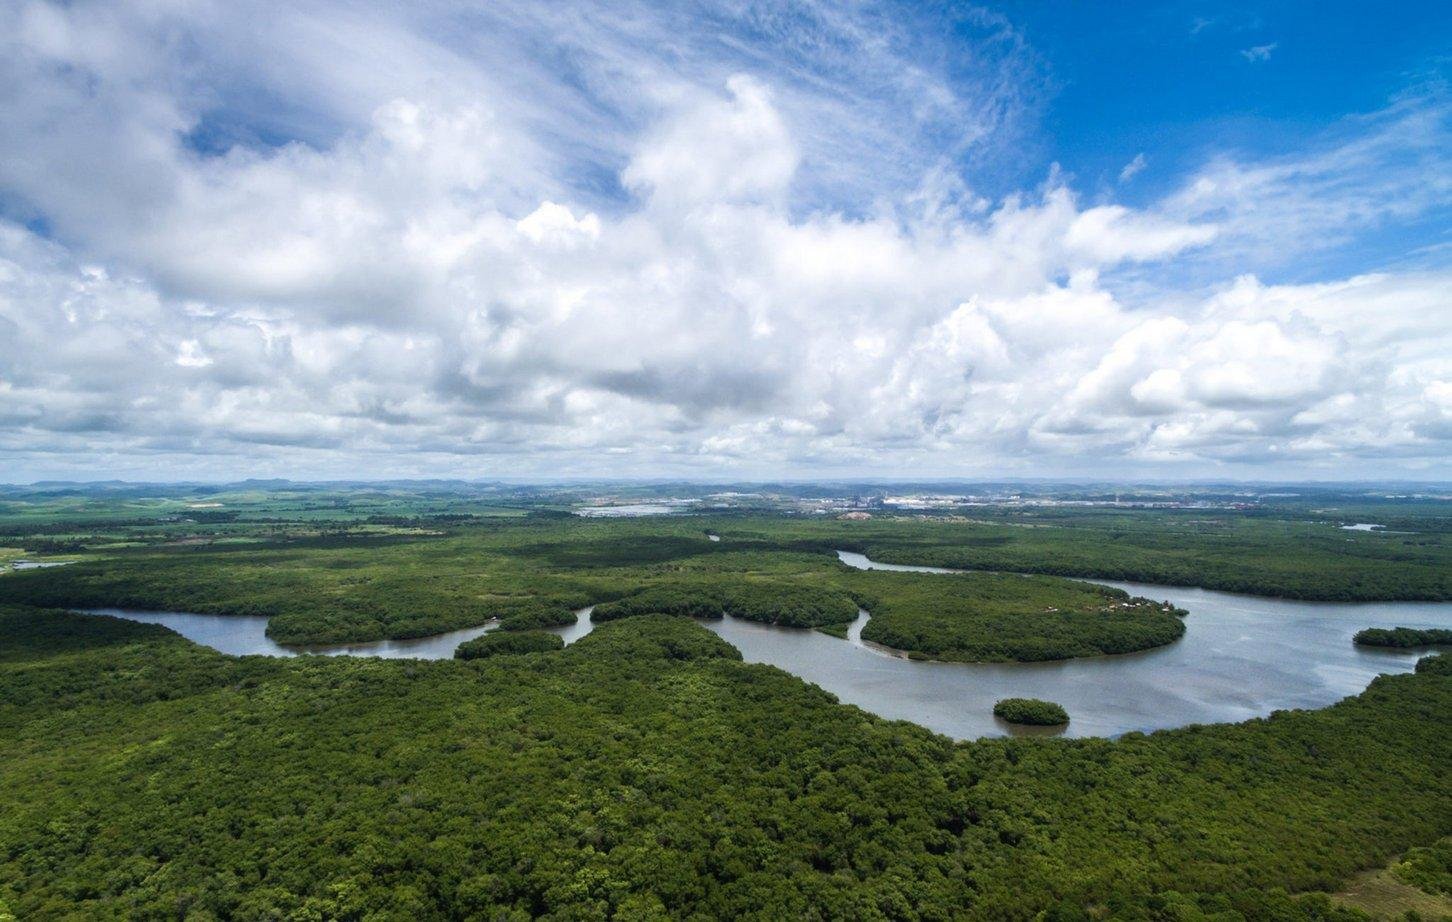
(0, 0), (1447, 480)
(623, 77), (799, 210)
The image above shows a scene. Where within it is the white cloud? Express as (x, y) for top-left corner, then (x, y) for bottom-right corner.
(1160, 93), (1450, 270)
(1240, 43), (1278, 62)
(1119, 153), (1147, 182)
(1065, 205), (1218, 265)
(0, 1), (1446, 481)
(623, 76), (799, 210)
(517, 203), (602, 247)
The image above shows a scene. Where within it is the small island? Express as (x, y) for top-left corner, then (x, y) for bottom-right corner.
(455, 631), (564, 660)
(1353, 627), (1452, 649)
(993, 697), (1070, 726)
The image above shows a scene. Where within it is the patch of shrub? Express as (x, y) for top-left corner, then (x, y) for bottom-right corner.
(993, 697), (1070, 726)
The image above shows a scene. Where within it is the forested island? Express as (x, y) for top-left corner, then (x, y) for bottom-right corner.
(1354, 627), (1452, 648)
(993, 697), (1070, 726)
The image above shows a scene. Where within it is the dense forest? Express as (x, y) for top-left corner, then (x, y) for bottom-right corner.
(1, 487), (1449, 916)
(726, 514), (1452, 602)
(591, 579), (860, 629)
(2, 493), (1448, 625)
(0, 522), (1192, 662)
(1, 606), (1448, 919)
(0, 535), (599, 644)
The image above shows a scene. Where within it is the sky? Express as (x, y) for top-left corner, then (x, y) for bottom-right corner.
(0, 0), (1449, 483)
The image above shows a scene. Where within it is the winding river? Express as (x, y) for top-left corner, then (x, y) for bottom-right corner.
(72, 550), (1452, 740)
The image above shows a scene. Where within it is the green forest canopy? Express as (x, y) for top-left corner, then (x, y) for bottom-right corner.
(0, 520), (1191, 661)
(0, 606), (1447, 919)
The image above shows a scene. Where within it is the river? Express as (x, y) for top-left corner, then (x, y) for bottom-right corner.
(75, 608), (504, 659)
(71, 550), (1452, 739)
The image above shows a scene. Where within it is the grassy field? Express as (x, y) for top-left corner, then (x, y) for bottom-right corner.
(1332, 859), (1452, 920)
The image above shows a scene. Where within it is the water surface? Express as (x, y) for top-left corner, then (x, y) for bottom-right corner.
(575, 503), (683, 517)
(76, 608), (502, 659)
(805, 551), (1452, 737)
(545, 606), (597, 644)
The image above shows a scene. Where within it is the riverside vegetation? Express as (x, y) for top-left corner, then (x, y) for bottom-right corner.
(1, 606), (1450, 919)
(0, 522), (1189, 662)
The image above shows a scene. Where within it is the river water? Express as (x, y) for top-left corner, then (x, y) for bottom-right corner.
(75, 608), (504, 659)
(71, 550), (1452, 739)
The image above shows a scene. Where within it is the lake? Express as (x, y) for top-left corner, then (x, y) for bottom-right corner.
(70, 550), (1452, 739)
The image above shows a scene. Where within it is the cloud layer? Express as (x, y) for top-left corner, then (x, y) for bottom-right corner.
(0, 0), (1448, 480)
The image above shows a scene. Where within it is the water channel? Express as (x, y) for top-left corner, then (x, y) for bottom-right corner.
(72, 550), (1452, 738)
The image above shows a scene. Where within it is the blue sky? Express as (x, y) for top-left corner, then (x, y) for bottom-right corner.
(1017, 2), (1446, 181)
(1011, 1), (1450, 276)
(0, 1), (1448, 482)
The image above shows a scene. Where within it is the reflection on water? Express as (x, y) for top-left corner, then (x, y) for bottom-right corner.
(72, 551), (1452, 740)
